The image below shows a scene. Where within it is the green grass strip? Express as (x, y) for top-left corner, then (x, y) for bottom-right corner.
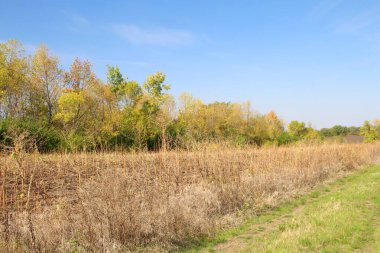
(180, 165), (380, 253)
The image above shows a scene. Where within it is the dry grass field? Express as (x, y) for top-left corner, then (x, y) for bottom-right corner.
(1, 143), (380, 252)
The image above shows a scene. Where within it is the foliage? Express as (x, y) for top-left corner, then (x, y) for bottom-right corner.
(0, 39), (376, 152)
(320, 125), (360, 137)
(0, 118), (61, 152)
(287, 120), (307, 139)
(303, 128), (323, 143)
(31, 45), (62, 123)
(360, 120), (379, 143)
(276, 132), (297, 146)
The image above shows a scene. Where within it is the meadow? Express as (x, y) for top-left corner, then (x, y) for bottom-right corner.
(1, 142), (380, 252)
(1, 38), (380, 252)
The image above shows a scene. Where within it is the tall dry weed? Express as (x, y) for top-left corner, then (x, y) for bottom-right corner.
(0, 143), (379, 252)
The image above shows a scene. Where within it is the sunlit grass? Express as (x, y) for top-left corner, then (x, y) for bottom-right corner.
(233, 165), (380, 253)
(1, 143), (379, 252)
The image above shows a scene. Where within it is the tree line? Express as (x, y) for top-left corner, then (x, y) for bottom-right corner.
(0, 40), (379, 152)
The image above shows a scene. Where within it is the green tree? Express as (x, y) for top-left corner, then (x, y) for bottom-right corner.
(276, 132), (297, 146)
(287, 120), (307, 139)
(107, 65), (142, 108)
(107, 65), (124, 93)
(304, 128), (323, 142)
(360, 120), (379, 143)
(139, 71), (171, 149)
(116, 72), (171, 150)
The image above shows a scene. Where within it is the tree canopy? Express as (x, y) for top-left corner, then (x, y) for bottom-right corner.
(0, 40), (377, 152)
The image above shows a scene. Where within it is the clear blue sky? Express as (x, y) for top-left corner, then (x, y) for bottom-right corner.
(1, 0), (379, 128)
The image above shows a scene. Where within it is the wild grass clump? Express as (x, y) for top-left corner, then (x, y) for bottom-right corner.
(1, 143), (380, 252)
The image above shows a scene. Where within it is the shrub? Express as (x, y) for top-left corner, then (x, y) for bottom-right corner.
(0, 118), (61, 152)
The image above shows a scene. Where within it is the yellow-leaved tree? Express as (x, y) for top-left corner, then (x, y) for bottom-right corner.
(55, 58), (118, 149)
(0, 40), (29, 118)
(31, 44), (62, 124)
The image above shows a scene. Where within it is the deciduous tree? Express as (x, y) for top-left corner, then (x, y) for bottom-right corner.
(0, 40), (29, 118)
(360, 120), (379, 143)
(31, 45), (62, 123)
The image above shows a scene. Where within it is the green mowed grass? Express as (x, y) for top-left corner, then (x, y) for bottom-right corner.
(183, 165), (380, 253)
(239, 165), (380, 253)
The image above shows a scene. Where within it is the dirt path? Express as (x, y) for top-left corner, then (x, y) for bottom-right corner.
(213, 205), (306, 252)
(196, 164), (380, 253)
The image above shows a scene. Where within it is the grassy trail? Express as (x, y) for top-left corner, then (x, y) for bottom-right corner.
(186, 165), (380, 253)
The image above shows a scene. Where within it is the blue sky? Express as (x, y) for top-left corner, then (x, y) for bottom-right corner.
(1, 0), (379, 128)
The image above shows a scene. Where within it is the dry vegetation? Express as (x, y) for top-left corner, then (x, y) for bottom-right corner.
(1, 143), (380, 252)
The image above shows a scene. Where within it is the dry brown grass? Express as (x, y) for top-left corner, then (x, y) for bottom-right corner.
(1, 142), (380, 252)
